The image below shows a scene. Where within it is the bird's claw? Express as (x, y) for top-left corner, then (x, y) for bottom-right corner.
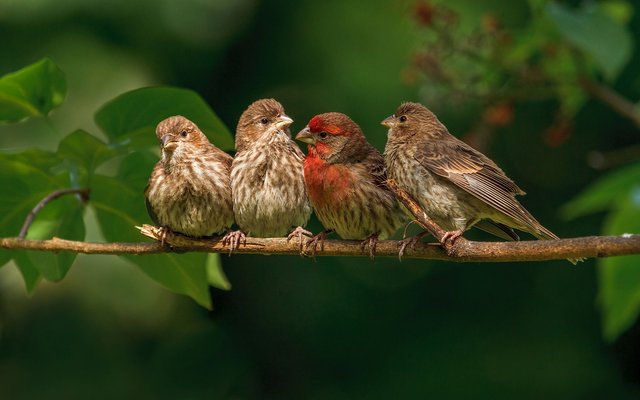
(398, 236), (420, 261)
(360, 234), (379, 260)
(158, 226), (172, 246)
(397, 231), (430, 261)
(440, 230), (464, 254)
(287, 226), (314, 253)
(304, 230), (331, 258)
(222, 230), (246, 255)
(441, 230), (463, 245)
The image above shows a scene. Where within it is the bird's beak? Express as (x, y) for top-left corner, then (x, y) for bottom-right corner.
(161, 134), (178, 151)
(274, 114), (294, 130)
(381, 115), (395, 128)
(295, 127), (314, 144)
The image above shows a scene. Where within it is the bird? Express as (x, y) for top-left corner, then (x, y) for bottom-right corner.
(382, 102), (581, 264)
(226, 98), (312, 251)
(296, 112), (408, 258)
(145, 115), (234, 242)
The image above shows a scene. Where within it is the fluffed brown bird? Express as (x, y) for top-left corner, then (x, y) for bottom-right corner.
(145, 115), (234, 240)
(383, 102), (580, 264)
(297, 112), (408, 258)
(227, 98), (312, 250)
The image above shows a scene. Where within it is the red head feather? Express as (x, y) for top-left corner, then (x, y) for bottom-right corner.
(308, 115), (342, 135)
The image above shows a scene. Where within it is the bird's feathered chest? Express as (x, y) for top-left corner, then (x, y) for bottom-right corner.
(230, 136), (311, 236)
(303, 156), (357, 208)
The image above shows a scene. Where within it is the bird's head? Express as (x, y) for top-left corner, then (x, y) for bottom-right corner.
(156, 115), (208, 160)
(235, 98), (293, 152)
(381, 102), (445, 139)
(296, 112), (366, 163)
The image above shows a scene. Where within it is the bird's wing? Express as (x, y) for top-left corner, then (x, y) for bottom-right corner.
(414, 139), (545, 230)
(364, 148), (389, 188)
(144, 185), (160, 226)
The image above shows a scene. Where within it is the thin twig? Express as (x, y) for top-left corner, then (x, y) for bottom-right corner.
(19, 188), (90, 239)
(385, 179), (449, 243)
(579, 77), (640, 130)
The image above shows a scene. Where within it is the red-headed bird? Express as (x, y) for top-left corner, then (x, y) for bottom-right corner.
(296, 112), (408, 258)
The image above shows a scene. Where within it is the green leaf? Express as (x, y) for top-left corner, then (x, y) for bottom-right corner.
(562, 162), (640, 219)
(546, 2), (632, 81)
(0, 58), (66, 122)
(23, 197), (86, 281)
(0, 152), (84, 284)
(90, 169), (212, 309)
(206, 254), (231, 290)
(12, 253), (42, 293)
(94, 86), (234, 151)
(57, 130), (123, 181)
(599, 189), (640, 341)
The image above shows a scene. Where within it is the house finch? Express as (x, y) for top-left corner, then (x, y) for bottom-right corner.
(296, 112), (408, 258)
(145, 115), (234, 241)
(383, 102), (581, 263)
(226, 98), (312, 250)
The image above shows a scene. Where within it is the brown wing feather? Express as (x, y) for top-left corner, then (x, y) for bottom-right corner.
(414, 138), (555, 236)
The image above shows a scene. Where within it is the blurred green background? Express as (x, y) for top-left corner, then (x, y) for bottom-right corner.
(1, 0), (640, 398)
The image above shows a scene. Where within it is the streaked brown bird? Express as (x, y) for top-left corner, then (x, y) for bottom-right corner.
(383, 102), (580, 263)
(296, 112), (408, 258)
(227, 98), (312, 250)
(145, 115), (234, 240)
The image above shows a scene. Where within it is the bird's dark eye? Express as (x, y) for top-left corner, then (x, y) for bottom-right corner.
(319, 132), (328, 138)
(399, 115), (407, 123)
(180, 130), (188, 137)
(260, 117), (269, 124)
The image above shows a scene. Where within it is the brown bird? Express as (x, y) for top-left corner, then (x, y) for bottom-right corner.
(227, 98), (312, 250)
(383, 102), (580, 263)
(145, 115), (234, 241)
(296, 112), (408, 258)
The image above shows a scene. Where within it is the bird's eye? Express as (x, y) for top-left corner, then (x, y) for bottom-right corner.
(180, 130), (188, 138)
(399, 115), (407, 123)
(319, 132), (328, 139)
(260, 117), (269, 124)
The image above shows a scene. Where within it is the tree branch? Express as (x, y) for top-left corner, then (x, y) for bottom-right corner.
(1, 179), (638, 261)
(0, 230), (638, 262)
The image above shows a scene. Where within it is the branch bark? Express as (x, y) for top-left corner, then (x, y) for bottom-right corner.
(1, 179), (638, 262)
(0, 230), (639, 262)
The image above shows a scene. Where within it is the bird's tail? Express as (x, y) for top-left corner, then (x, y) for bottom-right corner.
(531, 225), (584, 265)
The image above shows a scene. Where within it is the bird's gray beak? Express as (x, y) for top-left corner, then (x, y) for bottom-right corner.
(161, 134), (178, 151)
(161, 134), (173, 147)
(295, 127), (314, 144)
(381, 115), (395, 128)
(275, 114), (294, 130)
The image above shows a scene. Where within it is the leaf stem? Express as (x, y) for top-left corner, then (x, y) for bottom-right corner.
(19, 188), (90, 239)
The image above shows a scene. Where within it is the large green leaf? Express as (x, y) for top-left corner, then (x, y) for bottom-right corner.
(546, 2), (632, 81)
(0, 155), (59, 272)
(0, 58), (66, 122)
(11, 253), (42, 293)
(0, 153), (85, 286)
(94, 86), (234, 151)
(23, 197), (86, 281)
(599, 189), (640, 341)
(562, 162), (640, 219)
(57, 130), (124, 183)
(90, 165), (212, 309)
(207, 253), (231, 291)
